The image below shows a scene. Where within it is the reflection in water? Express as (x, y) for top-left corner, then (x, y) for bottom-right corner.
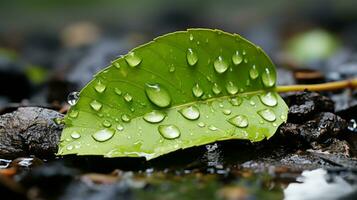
(284, 168), (356, 200)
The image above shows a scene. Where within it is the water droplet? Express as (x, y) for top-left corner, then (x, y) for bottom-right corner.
(261, 68), (276, 87)
(71, 131), (81, 139)
(92, 129), (115, 142)
(259, 92), (277, 107)
(121, 114), (130, 122)
(249, 65), (259, 80)
(125, 52), (142, 67)
(258, 109), (276, 122)
(67, 92), (79, 106)
(102, 120), (112, 128)
(123, 93), (133, 102)
(242, 50), (246, 55)
(222, 109), (232, 115)
(169, 65), (175, 72)
(158, 125), (181, 139)
(192, 83), (204, 97)
(179, 106), (200, 120)
(212, 83), (222, 94)
(189, 34), (194, 41)
(197, 122), (206, 127)
(69, 109), (79, 118)
(94, 81), (106, 93)
(113, 62), (121, 69)
(232, 51), (243, 65)
(114, 88), (122, 95)
(280, 114), (286, 120)
(143, 110), (166, 123)
(208, 125), (218, 131)
(66, 145), (73, 150)
(230, 97), (243, 106)
(249, 100), (256, 106)
(228, 115), (249, 128)
(90, 100), (102, 111)
(116, 124), (124, 131)
(244, 58), (248, 63)
(186, 48), (198, 66)
(145, 83), (171, 108)
(213, 56), (229, 74)
(226, 81), (238, 95)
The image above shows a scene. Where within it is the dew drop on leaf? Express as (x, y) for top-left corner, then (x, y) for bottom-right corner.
(102, 120), (112, 128)
(92, 129), (115, 142)
(67, 92), (79, 106)
(186, 48), (198, 66)
(249, 65), (259, 80)
(179, 105), (200, 120)
(212, 83), (222, 95)
(70, 131), (81, 139)
(208, 125), (218, 131)
(90, 100), (102, 111)
(192, 83), (204, 97)
(125, 52), (142, 67)
(145, 83), (171, 108)
(230, 96), (243, 106)
(116, 124), (124, 131)
(259, 92), (277, 107)
(262, 68), (276, 87)
(214, 56), (229, 73)
(158, 125), (181, 139)
(258, 109), (276, 122)
(113, 62), (121, 69)
(69, 109), (79, 118)
(232, 51), (243, 65)
(114, 88), (122, 95)
(123, 93), (133, 102)
(226, 81), (238, 95)
(197, 122), (206, 127)
(94, 81), (106, 93)
(143, 110), (166, 123)
(66, 145), (73, 150)
(121, 114), (131, 122)
(222, 109), (232, 115)
(228, 115), (249, 128)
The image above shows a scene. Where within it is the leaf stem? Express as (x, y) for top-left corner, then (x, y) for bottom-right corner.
(276, 78), (357, 93)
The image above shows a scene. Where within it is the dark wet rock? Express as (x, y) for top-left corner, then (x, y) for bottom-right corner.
(310, 138), (351, 157)
(0, 107), (63, 159)
(283, 91), (335, 123)
(0, 175), (26, 200)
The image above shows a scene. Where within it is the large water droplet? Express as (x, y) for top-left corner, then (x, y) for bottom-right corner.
(226, 81), (238, 95)
(249, 65), (259, 80)
(258, 109), (276, 122)
(259, 92), (277, 107)
(186, 48), (198, 66)
(261, 68), (276, 87)
(67, 92), (79, 106)
(125, 52), (142, 67)
(230, 97), (243, 106)
(179, 106), (200, 120)
(121, 114), (130, 122)
(102, 120), (112, 128)
(114, 88), (122, 96)
(228, 115), (249, 128)
(143, 110), (166, 123)
(232, 51), (243, 65)
(158, 125), (181, 139)
(213, 56), (229, 73)
(212, 83), (222, 95)
(94, 81), (106, 93)
(90, 100), (102, 111)
(92, 129), (115, 142)
(145, 83), (171, 108)
(71, 131), (81, 139)
(69, 109), (79, 118)
(192, 83), (204, 97)
(123, 93), (133, 102)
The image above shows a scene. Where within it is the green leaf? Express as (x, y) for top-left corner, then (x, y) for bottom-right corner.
(58, 28), (288, 160)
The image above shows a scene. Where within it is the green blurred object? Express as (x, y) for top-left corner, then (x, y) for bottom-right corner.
(25, 65), (48, 84)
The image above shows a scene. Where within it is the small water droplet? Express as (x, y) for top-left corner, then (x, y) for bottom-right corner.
(169, 65), (175, 72)
(222, 109), (232, 115)
(66, 145), (73, 150)
(113, 62), (121, 69)
(261, 68), (276, 87)
(208, 125), (218, 131)
(232, 51), (243, 65)
(230, 97), (243, 106)
(102, 120), (112, 128)
(94, 81), (106, 93)
(67, 92), (79, 106)
(228, 115), (249, 128)
(189, 34), (194, 41)
(123, 93), (133, 102)
(259, 92), (277, 107)
(69, 109), (79, 118)
(244, 58), (248, 63)
(121, 114), (130, 122)
(186, 48), (198, 66)
(192, 83), (204, 97)
(179, 106), (200, 120)
(125, 52), (142, 67)
(143, 110), (166, 123)
(226, 81), (238, 95)
(280, 114), (287, 120)
(212, 83), (222, 95)
(114, 88), (122, 95)
(197, 122), (206, 127)
(116, 124), (124, 131)
(90, 100), (102, 111)
(158, 125), (180, 139)
(242, 50), (246, 55)
(145, 83), (171, 108)
(249, 100), (256, 106)
(213, 56), (229, 73)
(92, 129), (115, 142)
(258, 109), (276, 122)
(71, 131), (81, 139)
(249, 65), (259, 80)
